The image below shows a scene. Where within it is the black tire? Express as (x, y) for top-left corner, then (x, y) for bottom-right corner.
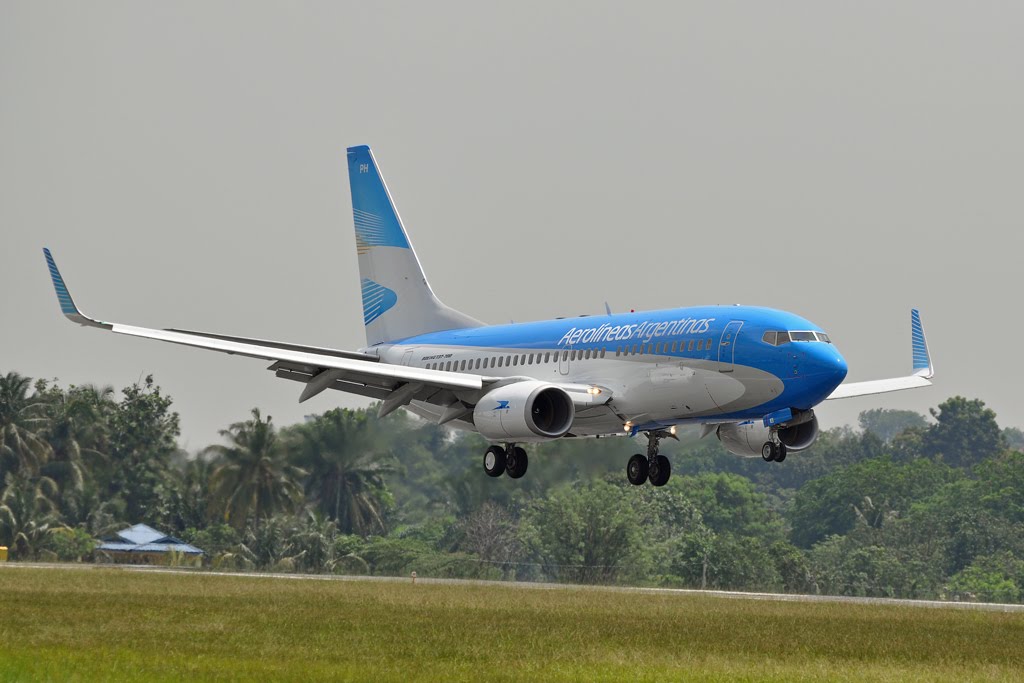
(627, 454), (649, 485)
(484, 445), (506, 477)
(775, 444), (787, 463)
(650, 455), (671, 487)
(506, 446), (529, 479)
(761, 442), (777, 462)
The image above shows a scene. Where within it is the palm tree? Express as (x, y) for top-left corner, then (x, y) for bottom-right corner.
(41, 384), (114, 513)
(206, 409), (305, 530)
(289, 409), (396, 536)
(0, 372), (52, 476)
(0, 470), (61, 559)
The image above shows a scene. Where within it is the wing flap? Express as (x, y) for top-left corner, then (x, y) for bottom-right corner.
(110, 323), (483, 391)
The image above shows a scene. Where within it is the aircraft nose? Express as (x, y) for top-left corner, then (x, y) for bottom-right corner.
(804, 343), (848, 391)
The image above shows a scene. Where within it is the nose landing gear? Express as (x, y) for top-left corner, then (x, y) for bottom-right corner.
(626, 429), (675, 487)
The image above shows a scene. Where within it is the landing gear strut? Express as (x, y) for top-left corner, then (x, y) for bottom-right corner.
(626, 430), (674, 487)
(483, 444), (529, 479)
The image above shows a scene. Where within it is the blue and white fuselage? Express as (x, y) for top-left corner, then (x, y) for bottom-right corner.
(378, 306), (848, 437)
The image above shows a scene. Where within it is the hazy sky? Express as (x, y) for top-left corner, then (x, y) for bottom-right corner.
(3, 2), (1022, 450)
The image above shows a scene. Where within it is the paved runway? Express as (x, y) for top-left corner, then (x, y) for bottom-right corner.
(4, 561), (1023, 613)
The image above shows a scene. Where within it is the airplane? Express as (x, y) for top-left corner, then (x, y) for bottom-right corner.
(43, 144), (934, 487)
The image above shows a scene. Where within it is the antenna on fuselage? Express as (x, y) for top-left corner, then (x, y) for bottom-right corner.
(604, 301), (612, 315)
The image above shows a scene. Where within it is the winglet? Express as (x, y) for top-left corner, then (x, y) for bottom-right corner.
(911, 308), (934, 379)
(42, 248), (111, 329)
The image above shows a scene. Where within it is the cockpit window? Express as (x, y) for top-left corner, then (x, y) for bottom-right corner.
(762, 331), (791, 346)
(763, 330), (830, 345)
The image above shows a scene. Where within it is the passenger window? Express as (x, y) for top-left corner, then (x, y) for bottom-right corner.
(544, 352), (550, 363)
(521, 354), (527, 365)
(706, 338), (713, 350)
(506, 355), (512, 366)
(528, 353), (534, 364)
(444, 361), (451, 371)
(631, 344), (638, 355)
(562, 350), (568, 361)
(460, 360), (466, 371)
(586, 349), (592, 360)
(601, 348), (606, 358)
(497, 357), (503, 367)
(512, 355), (518, 366)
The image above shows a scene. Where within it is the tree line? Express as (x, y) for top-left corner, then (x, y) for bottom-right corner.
(3, 369), (1024, 603)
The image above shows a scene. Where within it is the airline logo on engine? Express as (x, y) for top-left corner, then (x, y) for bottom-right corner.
(494, 400), (511, 411)
(557, 317), (716, 347)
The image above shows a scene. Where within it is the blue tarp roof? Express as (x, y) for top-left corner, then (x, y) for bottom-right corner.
(97, 524), (205, 555)
(114, 524), (164, 545)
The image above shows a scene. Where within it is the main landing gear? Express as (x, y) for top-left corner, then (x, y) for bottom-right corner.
(483, 444), (529, 479)
(761, 440), (787, 463)
(627, 430), (674, 487)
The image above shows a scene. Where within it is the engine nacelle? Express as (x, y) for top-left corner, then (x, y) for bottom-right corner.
(716, 413), (819, 457)
(473, 381), (575, 442)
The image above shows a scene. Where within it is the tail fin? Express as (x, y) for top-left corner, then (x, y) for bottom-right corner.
(347, 145), (481, 346)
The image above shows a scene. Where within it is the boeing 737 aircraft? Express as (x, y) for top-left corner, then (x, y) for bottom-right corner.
(44, 145), (934, 487)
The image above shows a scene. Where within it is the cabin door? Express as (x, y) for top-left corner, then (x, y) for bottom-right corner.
(717, 321), (743, 372)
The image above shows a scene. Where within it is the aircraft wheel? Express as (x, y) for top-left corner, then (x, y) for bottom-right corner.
(484, 445), (507, 477)
(627, 454), (649, 485)
(649, 455), (671, 487)
(506, 446), (529, 479)
(774, 444), (787, 463)
(761, 442), (777, 462)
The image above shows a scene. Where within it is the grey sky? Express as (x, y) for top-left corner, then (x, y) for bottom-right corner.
(3, 2), (1021, 450)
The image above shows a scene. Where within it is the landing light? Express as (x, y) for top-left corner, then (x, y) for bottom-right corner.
(670, 425), (677, 436)
(623, 422), (632, 433)
(587, 386), (602, 396)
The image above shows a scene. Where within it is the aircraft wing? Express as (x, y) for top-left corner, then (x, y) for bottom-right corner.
(43, 249), (609, 417)
(826, 309), (934, 401)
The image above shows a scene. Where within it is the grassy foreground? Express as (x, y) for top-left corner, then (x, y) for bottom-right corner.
(1, 567), (1023, 682)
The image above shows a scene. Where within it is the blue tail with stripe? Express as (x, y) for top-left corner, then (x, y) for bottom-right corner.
(347, 146), (480, 346)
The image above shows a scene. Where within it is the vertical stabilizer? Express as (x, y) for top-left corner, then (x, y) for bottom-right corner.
(347, 145), (481, 346)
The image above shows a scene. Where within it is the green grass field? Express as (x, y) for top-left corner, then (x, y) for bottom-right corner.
(1, 567), (1023, 682)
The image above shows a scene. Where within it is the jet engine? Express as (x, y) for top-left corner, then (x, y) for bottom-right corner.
(473, 381), (575, 442)
(716, 412), (819, 457)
